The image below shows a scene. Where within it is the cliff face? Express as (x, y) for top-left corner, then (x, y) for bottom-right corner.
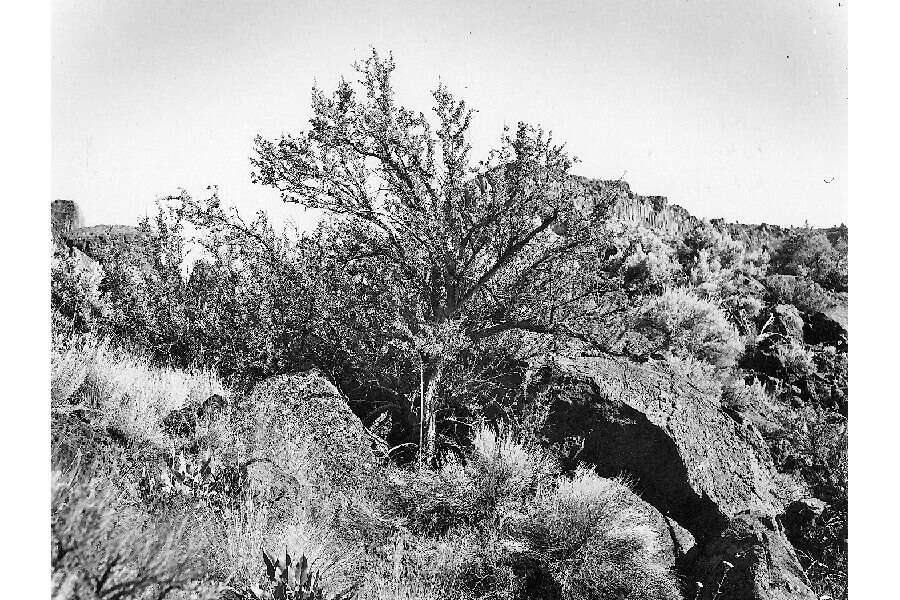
(62, 224), (145, 259)
(576, 177), (699, 236)
(51, 199), (81, 243)
(583, 180), (846, 252)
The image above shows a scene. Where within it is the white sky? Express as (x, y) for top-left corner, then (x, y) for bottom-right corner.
(52, 0), (847, 229)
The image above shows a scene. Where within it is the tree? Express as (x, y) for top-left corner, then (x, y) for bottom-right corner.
(251, 50), (621, 462)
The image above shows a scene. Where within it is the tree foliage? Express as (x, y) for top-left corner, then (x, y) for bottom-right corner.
(250, 50), (623, 460)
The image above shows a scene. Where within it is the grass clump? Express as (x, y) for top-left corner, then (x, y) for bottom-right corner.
(387, 425), (558, 535)
(522, 467), (682, 600)
(383, 428), (681, 600)
(51, 332), (228, 452)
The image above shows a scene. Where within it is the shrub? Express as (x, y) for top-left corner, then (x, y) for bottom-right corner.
(51, 469), (206, 600)
(387, 426), (557, 535)
(385, 463), (475, 536)
(770, 230), (847, 292)
(774, 338), (815, 381)
(721, 375), (769, 413)
(521, 468), (681, 600)
(51, 252), (105, 333)
(51, 199), (329, 388)
(765, 274), (834, 314)
(612, 226), (680, 295)
(635, 288), (743, 367)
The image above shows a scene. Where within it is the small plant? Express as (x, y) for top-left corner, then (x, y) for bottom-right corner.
(239, 548), (359, 600)
(465, 425), (558, 522)
(720, 375), (768, 413)
(138, 447), (247, 511)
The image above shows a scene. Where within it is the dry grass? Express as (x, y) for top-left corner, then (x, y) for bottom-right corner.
(52, 333), (225, 450)
(51, 467), (210, 600)
(467, 425), (559, 515)
(523, 467), (682, 600)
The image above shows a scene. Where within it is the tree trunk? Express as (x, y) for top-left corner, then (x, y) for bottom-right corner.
(420, 356), (445, 465)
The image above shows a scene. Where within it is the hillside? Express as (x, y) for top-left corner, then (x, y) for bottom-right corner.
(50, 53), (847, 600)
(51, 176), (847, 600)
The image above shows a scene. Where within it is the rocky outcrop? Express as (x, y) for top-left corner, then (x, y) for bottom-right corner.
(529, 355), (815, 600)
(576, 177), (699, 236)
(684, 511), (814, 600)
(804, 310), (848, 350)
(62, 224), (145, 260)
(51, 199), (81, 242)
(781, 498), (827, 542)
(637, 498), (697, 566)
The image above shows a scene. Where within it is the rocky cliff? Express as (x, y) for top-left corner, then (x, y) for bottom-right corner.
(61, 224), (145, 259)
(51, 199), (81, 243)
(53, 179), (836, 252)
(578, 177), (700, 236)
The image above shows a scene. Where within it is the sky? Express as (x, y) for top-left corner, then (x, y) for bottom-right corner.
(52, 0), (847, 229)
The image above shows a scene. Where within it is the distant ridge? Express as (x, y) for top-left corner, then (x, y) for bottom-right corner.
(52, 180), (845, 256)
(577, 177), (847, 251)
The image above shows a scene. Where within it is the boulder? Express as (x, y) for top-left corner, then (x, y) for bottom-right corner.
(530, 355), (815, 600)
(246, 370), (377, 499)
(773, 304), (804, 340)
(804, 310), (848, 350)
(637, 500), (697, 566)
(780, 498), (827, 541)
(779, 497), (840, 575)
(683, 511), (814, 600)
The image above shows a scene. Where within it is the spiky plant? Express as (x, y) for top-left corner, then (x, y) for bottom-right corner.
(235, 549), (359, 600)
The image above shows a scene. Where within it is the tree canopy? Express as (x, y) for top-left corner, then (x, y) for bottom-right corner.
(250, 50), (622, 461)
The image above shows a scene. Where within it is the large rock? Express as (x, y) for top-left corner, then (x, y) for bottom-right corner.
(529, 355), (815, 600)
(51, 199), (81, 242)
(804, 310), (848, 350)
(634, 496), (697, 566)
(683, 511), (814, 600)
(781, 498), (827, 537)
(246, 370), (377, 500)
